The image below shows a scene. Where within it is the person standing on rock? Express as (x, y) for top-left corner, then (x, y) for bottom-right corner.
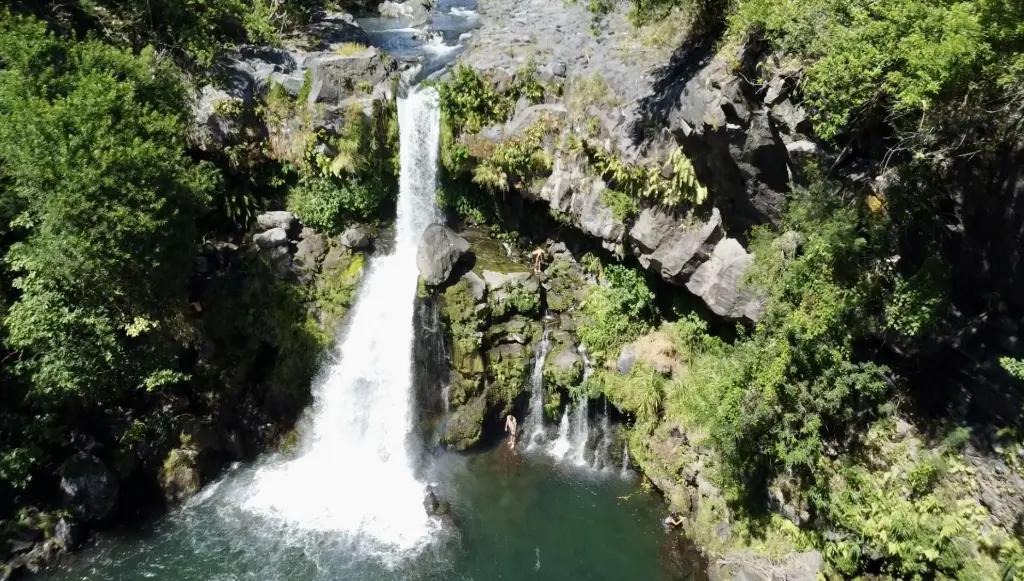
(505, 414), (518, 450)
(531, 246), (547, 273)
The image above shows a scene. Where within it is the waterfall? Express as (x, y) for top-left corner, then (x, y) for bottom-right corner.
(570, 396), (590, 466)
(525, 329), (551, 449)
(593, 399), (612, 471)
(440, 383), (450, 413)
(239, 88), (441, 556)
(547, 409), (572, 460)
(621, 443), (631, 478)
(571, 345), (593, 466)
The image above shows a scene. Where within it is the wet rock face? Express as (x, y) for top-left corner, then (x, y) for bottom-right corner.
(418, 224), (471, 286)
(58, 453), (119, 522)
(441, 395), (487, 451)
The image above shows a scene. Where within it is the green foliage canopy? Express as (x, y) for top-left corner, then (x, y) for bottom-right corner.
(0, 15), (214, 403)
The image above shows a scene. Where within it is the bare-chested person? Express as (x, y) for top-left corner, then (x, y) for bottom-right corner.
(504, 414), (518, 449)
(531, 247), (547, 273)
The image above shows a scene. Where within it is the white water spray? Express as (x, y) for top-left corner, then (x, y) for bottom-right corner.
(239, 89), (442, 557)
(570, 396), (590, 466)
(621, 443), (631, 478)
(525, 329), (551, 449)
(547, 409), (572, 460)
(594, 400), (613, 471)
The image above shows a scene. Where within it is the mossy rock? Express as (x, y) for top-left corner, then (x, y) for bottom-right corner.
(487, 280), (541, 320)
(441, 395), (487, 451)
(544, 346), (584, 392)
(316, 248), (366, 334)
(159, 447), (200, 506)
(441, 279), (486, 349)
(542, 256), (587, 313)
(484, 316), (538, 346)
(486, 342), (532, 413)
(450, 341), (485, 407)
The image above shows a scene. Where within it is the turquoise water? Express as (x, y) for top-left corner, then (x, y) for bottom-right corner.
(37, 447), (703, 581)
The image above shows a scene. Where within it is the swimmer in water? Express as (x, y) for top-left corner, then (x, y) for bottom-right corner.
(663, 511), (685, 530)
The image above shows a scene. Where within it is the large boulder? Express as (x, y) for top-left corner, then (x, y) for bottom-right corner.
(379, 0), (433, 24)
(417, 224), (471, 286)
(256, 211), (299, 234)
(58, 453), (119, 522)
(307, 47), (392, 104)
(188, 86), (250, 153)
(686, 238), (765, 321)
(339, 225), (372, 249)
(254, 227), (289, 250)
(711, 550), (823, 581)
(630, 207), (723, 283)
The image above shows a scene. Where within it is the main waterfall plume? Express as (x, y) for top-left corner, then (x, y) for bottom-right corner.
(239, 88), (442, 557)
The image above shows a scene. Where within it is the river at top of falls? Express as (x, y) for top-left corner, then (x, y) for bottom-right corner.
(238, 88), (441, 560)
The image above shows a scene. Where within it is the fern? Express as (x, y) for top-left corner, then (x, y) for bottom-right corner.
(585, 144), (708, 209)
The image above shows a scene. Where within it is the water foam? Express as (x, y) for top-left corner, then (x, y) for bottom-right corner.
(239, 88), (442, 559)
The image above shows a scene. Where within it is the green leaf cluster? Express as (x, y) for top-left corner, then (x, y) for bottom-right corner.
(730, 0), (1023, 140)
(577, 264), (658, 362)
(0, 15), (212, 403)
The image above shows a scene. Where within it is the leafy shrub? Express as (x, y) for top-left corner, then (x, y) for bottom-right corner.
(582, 143), (708, 208)
(287, 176), (382, 234)
(730, 0), (1021, 140)
(0, 15), (212, 403)
(578, 264), (658, 361)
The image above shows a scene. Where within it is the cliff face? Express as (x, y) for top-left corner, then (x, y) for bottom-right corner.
(450, 0), (823, 323)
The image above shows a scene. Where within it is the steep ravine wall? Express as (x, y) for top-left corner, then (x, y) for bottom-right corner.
(449, 0), (819, 324)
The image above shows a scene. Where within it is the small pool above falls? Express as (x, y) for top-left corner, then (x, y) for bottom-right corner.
(357, 0), (480, 81)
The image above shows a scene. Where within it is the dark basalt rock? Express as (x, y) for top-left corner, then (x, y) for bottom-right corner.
(58, 453), (119, 523)
(417, 224), (471, 287)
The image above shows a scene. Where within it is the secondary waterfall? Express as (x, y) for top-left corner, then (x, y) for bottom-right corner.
(547, 409), (572, 459)
(239, 88), (442, 557)
(525, 329), (551, 449)
(593, 400), (613, 470)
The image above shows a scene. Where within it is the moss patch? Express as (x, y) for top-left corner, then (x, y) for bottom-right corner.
(315, 249), (365, 334)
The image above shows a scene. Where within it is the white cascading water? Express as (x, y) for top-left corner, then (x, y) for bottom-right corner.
(525, 329), (551, 449)
(570, 396), (590, 466)
(547, 409), (572, 460)
(621, 443), (631, 477)
(594, 400), (613, 470)
(239, 88), (442, 556)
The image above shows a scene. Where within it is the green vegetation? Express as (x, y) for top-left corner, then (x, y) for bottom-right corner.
(287, 101), (400, 232)
(16, 0), (331, 66)
(575, 140), (708, 209)
(0, 1), (387, 530)
(435, 64), (559, 224)
(730, 0), (1023, 140)
(0, 16), (211, 408)
(471, 118), (558, 194)
(577, 264), (658, 362)
(586, 167), (1014, 578)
